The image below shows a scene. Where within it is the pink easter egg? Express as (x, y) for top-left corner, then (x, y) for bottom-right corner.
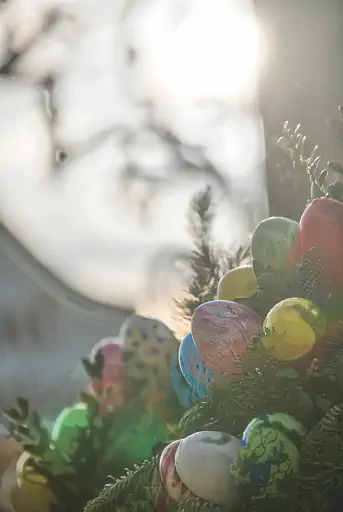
(90, 337), (124, 386)
(159, 440), (194, 502)
(191, 300), (262, 377)
(89, 337), (129, 413)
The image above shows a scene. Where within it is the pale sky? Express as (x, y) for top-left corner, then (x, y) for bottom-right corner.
(0, 0), (267, 316)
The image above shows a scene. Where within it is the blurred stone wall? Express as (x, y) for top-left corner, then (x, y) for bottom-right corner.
(0, 236), (132, 423)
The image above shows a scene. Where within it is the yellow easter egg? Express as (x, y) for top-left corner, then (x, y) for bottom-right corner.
(217, 265), (258, 301)
(262, 297), (326, 361)
(16, 452), (46, 488)
(10, 479), (56, 512)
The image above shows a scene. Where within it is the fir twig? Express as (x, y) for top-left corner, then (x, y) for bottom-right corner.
(174, 186), (250, 327)
(84, 457), (159, 512)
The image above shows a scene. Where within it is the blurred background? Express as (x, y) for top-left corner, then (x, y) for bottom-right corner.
(0, 0), (341, 420)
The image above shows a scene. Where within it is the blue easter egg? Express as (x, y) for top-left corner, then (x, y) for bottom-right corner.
(179, 333), (213, 398)
(169, 355), (197, 408)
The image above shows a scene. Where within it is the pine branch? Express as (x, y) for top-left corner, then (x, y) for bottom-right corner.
(174, 186), (250, 326)
(84, 458), (159, 512)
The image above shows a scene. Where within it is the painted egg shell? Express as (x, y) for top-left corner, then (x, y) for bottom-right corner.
(150, 466), (171, 512)
(298, 197), (343, 292)
(90, 336), (122, 361)
(262, 297), (326, 361)
(230, 425), (300, 499)
(51, 402), (89, 456)
(89, 338), (125, 407)
(251, 216), (299, 272)
(243, 413), (305, 448)
(159, 440), (193, 502)
(191, 300), (262, 376)
(175, 431), (241, 506)
(217, 265), (258, 301)
(16, 452), (45, 488)
(119, 315), (178, 389)
(11, 476), (56, 512)
(179, 332), (213, 398)
(170, 355), (197, 408)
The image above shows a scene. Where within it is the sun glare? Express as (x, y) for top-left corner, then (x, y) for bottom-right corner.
(158, 13), (265, 100)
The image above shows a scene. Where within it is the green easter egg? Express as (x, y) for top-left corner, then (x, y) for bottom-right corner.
(230, 425), (300, 499)
(244, 412), (306, 447)
(251, 216), (299, 272)
(52, 403), (89, 457)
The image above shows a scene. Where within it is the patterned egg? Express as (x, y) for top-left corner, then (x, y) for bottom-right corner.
(262, 297), (326, 361)
(230, 424), (300, 499)
(175, 431), (241, 506)
(159, 440), (194, 502)
(120, 315), (178, 391)
(217, 265), (258, 301)
(243, 413), (306, 447)
(191, 300), (262, 376)
(251, 216), (299, 272)
(170, 355), (197, 408)
(51, 403), (89, 457)
(179, 333), (213, 398)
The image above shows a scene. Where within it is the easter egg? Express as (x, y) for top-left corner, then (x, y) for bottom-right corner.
(149, 466), (171, 511)
(14, 453), (56, 512)
(89, 337), (127, 412)
(230, 424), (300, 499)
(251, 216), (299, 272)
(159, 440), (193, 502)
(175, 431), (241, 506)
(191, 300), (262, 376)
(217, 265), (258, 301)
(179, 332), (213, 398)
(170, 355), (197, 408)
(298, 197), (343, 292)
(11, 479), (56, 512)
(243, 413), (306, 447)
(120, 315), (178, 392)
(262, 297), (326, 361)
(16, 452), (44, 488)
(51, 402), (89, 456)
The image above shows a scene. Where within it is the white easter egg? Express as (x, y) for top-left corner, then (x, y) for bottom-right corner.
(174, 430), (241, 506)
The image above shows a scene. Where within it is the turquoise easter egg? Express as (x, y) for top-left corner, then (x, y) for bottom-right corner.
(179, 332), (213, 398)
(169, 355), (197, 408)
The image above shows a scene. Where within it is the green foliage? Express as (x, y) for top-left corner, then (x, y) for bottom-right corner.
(278, 119), (343, 202)
(84, 458), (159, 512)
(174, 186), (250, 327)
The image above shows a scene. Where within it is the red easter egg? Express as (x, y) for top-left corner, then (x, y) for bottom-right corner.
(298, 197), (343, 293)
(159, 440), (193, 502)
(191, 300), (262, 377)
(150, 466), (171, 511)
